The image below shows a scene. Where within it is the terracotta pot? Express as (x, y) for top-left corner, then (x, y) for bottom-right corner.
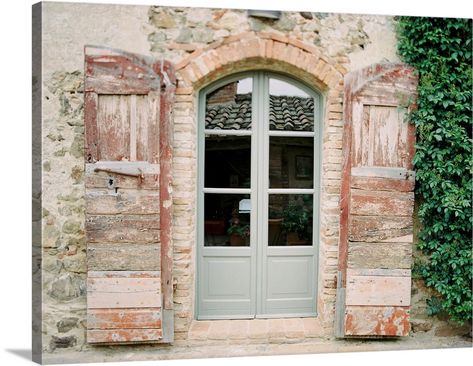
(230, 234), (246, 246)
(286, 232), (300, 245)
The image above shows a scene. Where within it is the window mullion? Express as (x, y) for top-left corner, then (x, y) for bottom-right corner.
(204, 130), (252, 136)
(267, 188), (315, 195)
(202, 188), (252, 194)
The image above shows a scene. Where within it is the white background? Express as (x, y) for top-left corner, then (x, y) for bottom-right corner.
(0, 0), (471, 365)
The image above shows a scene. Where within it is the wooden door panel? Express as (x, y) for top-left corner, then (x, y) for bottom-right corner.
(264, 255), (315, 315)
(199, 256), (253, 318)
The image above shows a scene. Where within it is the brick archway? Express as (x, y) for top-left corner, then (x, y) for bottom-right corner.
(175, 31), (346, 93)
(171, 32), (348, 338)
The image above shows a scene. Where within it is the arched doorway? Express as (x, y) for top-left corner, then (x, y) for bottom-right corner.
(197, 71), (322, 319)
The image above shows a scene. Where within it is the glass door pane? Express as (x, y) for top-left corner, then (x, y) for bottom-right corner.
(204, 194), (251, 247)
(269, 136), (314, 189)
(205, 135), (251, 188)
(268, 194), (313, 246)
(205, 77), (253, 130)
(268, 78), (314, 131)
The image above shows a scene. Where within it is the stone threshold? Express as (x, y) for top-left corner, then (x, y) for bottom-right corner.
(186, 317), (327, 344)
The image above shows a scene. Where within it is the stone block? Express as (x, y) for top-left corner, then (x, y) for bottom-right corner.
(249, 319), (269, 339)
(57, 317), (79, 333)
(267, 319), (285, 339)
(284, 318), (304, 339)
(434, 323), (471, 337)
(228, 320), (249, 340)
(208, 320), (229, 340)
(49, 335), (77, 351)
(48, 273), (85, 301)
(149, 9), (176, 29)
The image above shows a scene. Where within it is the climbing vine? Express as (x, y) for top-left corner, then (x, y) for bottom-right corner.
(397, 17), (472, 323)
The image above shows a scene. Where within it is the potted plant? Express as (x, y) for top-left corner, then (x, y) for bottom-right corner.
(281, 203), (309, 245)
(227, 223), (250, 246)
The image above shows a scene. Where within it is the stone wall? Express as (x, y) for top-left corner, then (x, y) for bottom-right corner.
(39, 1), (470, 358)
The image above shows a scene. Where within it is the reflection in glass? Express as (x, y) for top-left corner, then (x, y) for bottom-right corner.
(269, 137), (313, 189)
(268, 194), (313, 246)
(269, 78), (314, 131)
(205, 135), (251, 188)
(204, 194), (251, 247)
(205, 78), (252, 130)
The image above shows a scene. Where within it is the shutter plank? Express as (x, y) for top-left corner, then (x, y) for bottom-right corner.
(85, 171), (159, 190)
(85, 76), (158, 95)
(349, 215), (412, 242)
(86, 189), (160, 215)
(345, 306), (410, 336)
(87, 277), (161, 309)
(84, 92), (99, 162)
(348, 242), (412, 269)
(159, 76), (175, 311)
(345, 274), (411, 306)
(85, 161), (160, 189)
(351, 166), (414, 179)
(350, 190), (414, 217)
(85, 48), (160, 94)
(88, 277), (161, 293)
(138, 92), (160, 163)
(350, 176), (414, 192)
(87, 243), (161, 271)
(88, 308), (162, 329)
(97, 95), (131, 161)
(88, 291), (160, 309)
(347, 268), (410, 276)
(86, 215), (160, 243)
(87, 329), (162, 344)
(368, 105), (407, 167)
(89, 271), (161, 278)
(86, 161), (160, 174)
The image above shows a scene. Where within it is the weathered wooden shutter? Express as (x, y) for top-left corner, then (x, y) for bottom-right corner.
(336, 64), (418, 337)
(84, 46), (175, 344)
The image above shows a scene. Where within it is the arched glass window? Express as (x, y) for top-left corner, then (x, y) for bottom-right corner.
(197, 72), (322, 319)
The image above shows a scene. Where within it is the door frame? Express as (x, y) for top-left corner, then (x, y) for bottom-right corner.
(195, 70), (324, 319)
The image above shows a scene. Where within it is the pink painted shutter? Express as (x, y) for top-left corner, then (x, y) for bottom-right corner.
(84, 46), (175, 344)
(336, 64), (418, 337)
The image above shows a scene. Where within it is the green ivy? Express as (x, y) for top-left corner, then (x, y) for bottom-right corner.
(397, 17), (472, 323)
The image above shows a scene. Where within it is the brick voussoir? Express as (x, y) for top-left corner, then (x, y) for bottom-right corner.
(221, 31), (256, 45)
(176, 48), (204, 70)
(258, 31), (289, 44)
(272, 41), (287, 62)
(264, 39), (274, 58)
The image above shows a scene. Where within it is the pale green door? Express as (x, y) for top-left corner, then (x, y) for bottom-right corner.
(197, 72), (320, 319)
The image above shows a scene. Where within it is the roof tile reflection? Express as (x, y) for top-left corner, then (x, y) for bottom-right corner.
(205, 94), (314, 131)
